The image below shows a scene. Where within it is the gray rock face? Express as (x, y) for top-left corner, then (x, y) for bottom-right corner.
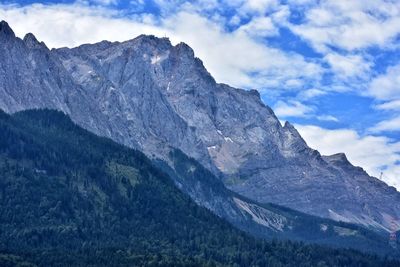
(1, 20), (399, 232)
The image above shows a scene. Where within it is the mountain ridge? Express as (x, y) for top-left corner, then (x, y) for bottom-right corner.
(0, 20), (399, 234)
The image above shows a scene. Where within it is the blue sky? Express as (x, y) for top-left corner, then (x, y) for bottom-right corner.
(1, 0), (400, 187)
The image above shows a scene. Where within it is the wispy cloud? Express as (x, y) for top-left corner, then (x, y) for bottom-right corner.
(274, 100), (314, 117)
(236, 16), (278, 37)
(323, 52), (372, 79)
(297, 88), (326, 100)
(368, 116), (400, 133)
(376, 100), (400, 111)
(316, 115), (338, 122)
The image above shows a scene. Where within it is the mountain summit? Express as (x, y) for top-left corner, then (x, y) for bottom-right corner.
(0, 20), (14, 37)
(0, 22), (399, 234)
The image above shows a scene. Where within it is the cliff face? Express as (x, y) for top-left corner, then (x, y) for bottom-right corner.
(1, 20), (399, 232)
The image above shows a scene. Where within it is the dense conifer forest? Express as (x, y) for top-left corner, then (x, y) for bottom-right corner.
(0, 109), (398, 266)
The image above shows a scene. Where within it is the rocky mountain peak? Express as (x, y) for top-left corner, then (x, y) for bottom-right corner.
(23, 32), (47, 50)
(322, 153), (361, 171)
(283, 121), (304, 140)
(174, 42), (195, 58)
(0, 20), (15, 39)
(248, 89), (261, 99)
(325, 153), (348, 163)
(125, 34), (172, 52)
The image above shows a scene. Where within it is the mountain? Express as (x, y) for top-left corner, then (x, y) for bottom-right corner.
(2, 109), (398, 266)
(0, 20), (399, 236)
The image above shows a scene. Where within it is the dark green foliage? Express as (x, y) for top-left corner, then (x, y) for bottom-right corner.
(0, 109), (398, 266)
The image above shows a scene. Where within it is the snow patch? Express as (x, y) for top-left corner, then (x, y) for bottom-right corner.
(224, 136), (233, 143)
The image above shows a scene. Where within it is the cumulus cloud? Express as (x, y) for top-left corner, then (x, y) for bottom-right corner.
(0, 3), (166, 47)
(323, 52), (371, 79)
(368, 61), (400, 137)
(285, 0), (400, 91)
(289, 0), (400, 52)
(296, 124), (400, 189)
(242, 0), (280, 14)
(236, 16), (278, 37)
(369, 64), (400, 101)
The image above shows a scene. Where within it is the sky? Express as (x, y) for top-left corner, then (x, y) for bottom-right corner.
(1, 0), (400, 188)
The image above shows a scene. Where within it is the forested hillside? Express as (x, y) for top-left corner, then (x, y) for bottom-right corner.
(0, 109), (397, 266)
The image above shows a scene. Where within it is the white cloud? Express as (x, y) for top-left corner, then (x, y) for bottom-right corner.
(284, 79), (303, 88)
(324, 52), (371, 79)
(76, 0), (119, 6)
(376, 100), (400, 111)
(91, 0), (118, 5)
(0, 3), (166, 47)
(316, 115), (338, 122)
(274, 100), (314, 117)
(236, 16), (278, 37)
(289, 0), (400, 52)
(270, 5), (290, 24)
(0, 2), (322, 91)
(369, 64), (400, 101)
(297, 88), (326, 100)
(240, 0), (280, 15)
(274, 99), (339, 122)
(296, 124), (400, 189)
(368, 116), (400, 133)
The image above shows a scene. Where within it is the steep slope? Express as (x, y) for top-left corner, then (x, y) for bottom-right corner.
(55, 32), (400, 231)
(2, 109), (398, 266)
(0, 20), (399, 233)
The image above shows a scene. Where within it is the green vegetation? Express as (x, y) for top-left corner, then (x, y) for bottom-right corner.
(0, 109), (398, 266)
